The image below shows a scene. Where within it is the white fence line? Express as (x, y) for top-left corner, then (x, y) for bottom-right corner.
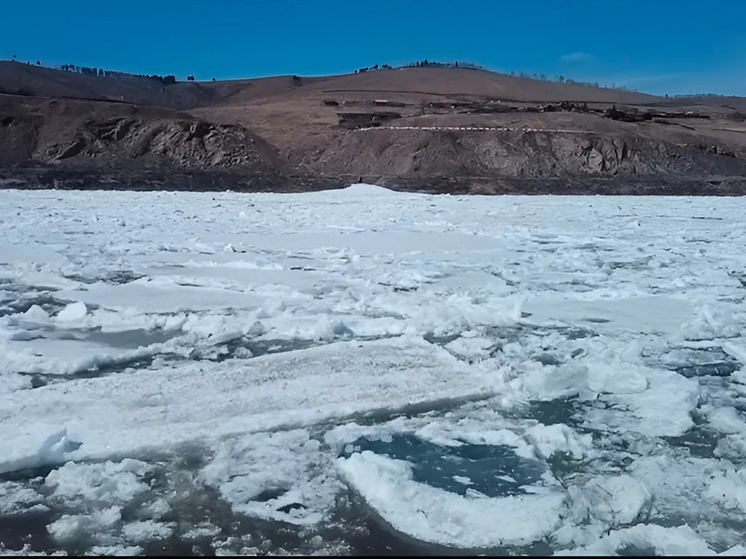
(356, 125), (587, 133)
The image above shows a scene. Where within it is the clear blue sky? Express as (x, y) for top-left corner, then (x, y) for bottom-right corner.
(2, 0), (744, 96)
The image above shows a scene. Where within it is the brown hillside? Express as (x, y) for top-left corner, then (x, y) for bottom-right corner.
(2, 61), (746, 194)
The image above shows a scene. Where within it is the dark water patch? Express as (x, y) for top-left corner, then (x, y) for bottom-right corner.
(139, 448), (328, 556)
(492, 323), (597, 344)
(15, 325), (180, 350)
(664, 425), (722, 459)
(563, 326), (598, 340)
(63, 270), (144, 285)
(211, 333), (399, 364)
(607, 259), (651, 271)
(534, 352), (564, 366)
(518, 398), (583, 427)
(661, 347), (741, 378)
(674, 362), (741, 378)
(422, 332), (461, 346)
(390, 284), (419, 292)
(30, 374), (47, 388)
(729, 273), (746, 288)
(485, 325), (524, 344)
(0, 465), (59, 484)
(617, 543), (658, 556)
(22, 354), (179, 386)
(340, 434), (546, 499)
(252, 487), (288, 503)
(545, 451), (583, 479)
(70, 356), (159, 380)
(584, 317), (611, 324)
(684, 238), (715, 243)
(216, 337), (320, 360)
(85, 328), (180, 349)
(0, 293), (68, 318)
(332, 393), (498, 432)
(1, 434), (563, 556)
(0, 511), (57, 555)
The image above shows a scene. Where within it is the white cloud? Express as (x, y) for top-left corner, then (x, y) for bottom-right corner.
(560, 52), (594, 62)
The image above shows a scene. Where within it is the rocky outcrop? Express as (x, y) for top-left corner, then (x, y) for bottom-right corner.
(291, 126), (746, 183)
(0, 96), (288, 178)
(45, 118), (273, 170)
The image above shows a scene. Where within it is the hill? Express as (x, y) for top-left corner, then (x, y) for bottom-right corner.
(2, 61), (746, 194)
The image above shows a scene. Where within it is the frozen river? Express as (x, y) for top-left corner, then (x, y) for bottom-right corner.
(1, 185), (745, 555)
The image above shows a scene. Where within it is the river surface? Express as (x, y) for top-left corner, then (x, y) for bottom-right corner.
(1, 186), (745, 555)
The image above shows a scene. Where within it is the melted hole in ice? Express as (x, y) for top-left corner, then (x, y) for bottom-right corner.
(217, 330), (360, 362)
(664, 425), (723, 459)
(1, 294), (69, 318)
(28, 355), (170, 385)
(219, 337), (319, 360)
(617, 543), (658, 556)
(0, 464), (59, 484)
(534, 352), (564, 366)
(251, 487), (289, 503)
(63, 270), (144, 285)
(84, 328), (179, 349)
(660, 347), (741, 378)
(16, 326), (180, 350)
(674, 362), (741, 378)
(422, 332), (461, 347)
(0, 511), (58, 555)
(341, 434), (547, 498)
(512, 398), (583, 427)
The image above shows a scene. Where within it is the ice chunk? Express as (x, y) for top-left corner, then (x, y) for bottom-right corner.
(48, 506), (122, 543)
(0, 482), (46, 515)
(0, 429), (81, 475)
(183, 522), (221, 539)
(56, 301), (87, 322)
(90, 545), (143, 556)
(0, 543), (67, 556)
(582, 367), (699, 438)
(705, 469), (746, 513)
(720, 545), (746, 556)
(707, 407), (746, 435)
(567, 475), (650, 528)
(45, 459), (151, 508)
(22, 304), (50, 321)
(585, 361), (648, 394)
(555, 524), (715, 556)
(523, 423), (593, 460)
(0, 337), (494, 464)
(121, 520), (175, 543)
(337, 450), (566, 548)
(199, 430), (340, 525)
(0, 373), (31, 395)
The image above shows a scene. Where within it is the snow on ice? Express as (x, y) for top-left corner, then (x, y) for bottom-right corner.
(1, 185), (746, 555)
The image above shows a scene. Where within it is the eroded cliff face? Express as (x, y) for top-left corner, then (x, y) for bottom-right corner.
(42, 118), (278, 170)
(290, 127), (746, 183)
(0, 97), (285, 175)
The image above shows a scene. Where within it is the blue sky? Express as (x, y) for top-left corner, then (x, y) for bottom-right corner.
(2, 0), (744, 96)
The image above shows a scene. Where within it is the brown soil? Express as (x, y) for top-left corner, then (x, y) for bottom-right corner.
(2, 61), (746, 194)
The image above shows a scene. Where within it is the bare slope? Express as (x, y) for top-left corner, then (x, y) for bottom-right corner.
(2, 62), (746, 193)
